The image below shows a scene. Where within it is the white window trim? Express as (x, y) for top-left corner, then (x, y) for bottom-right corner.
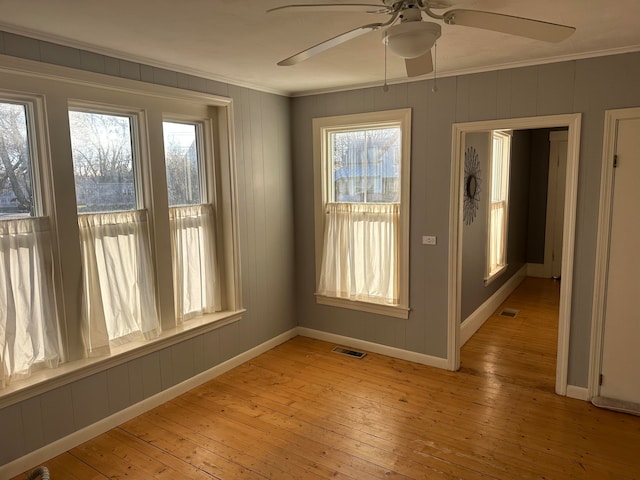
(484, 130), (511, 285)
(0, 91), (58, 243)
(312, 108), (411, 318)
(0, 55), (243, 407)
(0, 94), (47, 216)
(163, 116), (223, 321)
(68, 102), (147, 212)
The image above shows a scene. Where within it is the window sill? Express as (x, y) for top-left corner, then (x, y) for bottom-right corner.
(0, 309), (245, 408)
(315, 294), (409, 319)
(484, 264), (508, 286)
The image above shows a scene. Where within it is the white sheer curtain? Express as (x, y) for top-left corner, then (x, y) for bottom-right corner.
(78, 210), (160, 355)
(0, 217), (60, 388)
(318, 202), (399, 304)
(169, 204), (221, 323)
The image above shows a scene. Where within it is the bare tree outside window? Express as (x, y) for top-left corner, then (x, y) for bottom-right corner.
(0, 102), (35, 218)
(163, 121), (201, 206)
(69, 110), (137, 213)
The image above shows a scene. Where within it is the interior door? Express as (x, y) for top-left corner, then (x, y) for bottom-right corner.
(599, 116), (640, 404)
(538, 130), (568, 279)
(549, 133), (567, 278)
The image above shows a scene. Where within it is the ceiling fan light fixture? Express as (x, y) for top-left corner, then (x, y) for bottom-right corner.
(384, 21), (441, 59)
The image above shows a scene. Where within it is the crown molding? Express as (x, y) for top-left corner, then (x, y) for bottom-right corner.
(289, 45), (640, 97)
(0, 22), (291, 97)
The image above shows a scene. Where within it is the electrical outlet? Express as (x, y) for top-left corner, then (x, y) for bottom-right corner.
(422, 235), (437, 245)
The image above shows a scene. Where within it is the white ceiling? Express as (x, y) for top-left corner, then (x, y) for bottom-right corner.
(0, 0), (639, 96)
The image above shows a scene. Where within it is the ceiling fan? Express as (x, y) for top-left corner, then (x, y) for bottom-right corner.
(267, 0), (576, 78)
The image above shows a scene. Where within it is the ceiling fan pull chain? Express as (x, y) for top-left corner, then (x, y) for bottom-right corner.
(432, 41), (438, 93)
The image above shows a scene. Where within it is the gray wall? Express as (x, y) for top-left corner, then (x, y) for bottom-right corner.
(461, 131), (491, 320)
(461, 130), (531, 320)
(0, 32), (295, 465)
(291, 51), (640, 387)
(292, 82), (454, 359)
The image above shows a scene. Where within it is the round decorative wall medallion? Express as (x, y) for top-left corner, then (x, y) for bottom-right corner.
(463, 145), (481, 226)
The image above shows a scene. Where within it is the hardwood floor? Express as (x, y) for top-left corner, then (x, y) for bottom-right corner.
(13, 278), (640, 479)
(461, 277), (561, 393)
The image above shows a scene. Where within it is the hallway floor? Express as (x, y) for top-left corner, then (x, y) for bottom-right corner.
(461, 276), (561, 392)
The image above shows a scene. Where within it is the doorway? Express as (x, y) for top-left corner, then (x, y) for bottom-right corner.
(448, 113), (582, 397)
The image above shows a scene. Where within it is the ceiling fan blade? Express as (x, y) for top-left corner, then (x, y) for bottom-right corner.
(267, 4), (389, 14)
(278, 23), (383, 66)
(443, 9), (576, 42)
(405, 51), (433, 77)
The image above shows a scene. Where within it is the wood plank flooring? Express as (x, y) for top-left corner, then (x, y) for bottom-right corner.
(13, 278), (640, 479)
(461, 277), (560, 393)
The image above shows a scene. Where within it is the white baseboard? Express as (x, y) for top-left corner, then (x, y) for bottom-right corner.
(460, 265), (527, 346)
(566, 385), (590, 401)
(297, 327), (450, 370)
(0, 327), (298, 480)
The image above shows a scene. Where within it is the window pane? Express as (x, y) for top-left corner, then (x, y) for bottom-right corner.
(163, 121), (202, 206)
(332, 130), (365, 202)
(69, 111), (137, 213)
(0, 102), (36, 218)
(331, 127), (400, 203)
(492, 136), (502, 201)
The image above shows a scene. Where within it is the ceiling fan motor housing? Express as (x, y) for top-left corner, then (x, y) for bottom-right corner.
(385, 21), (441, 58)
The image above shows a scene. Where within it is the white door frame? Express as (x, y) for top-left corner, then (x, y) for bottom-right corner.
(447, 113), (582, 396)
(589, 107), (640, 399)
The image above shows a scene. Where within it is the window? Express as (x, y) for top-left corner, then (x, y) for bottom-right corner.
(0, 102), (36, 218)
(0, 59), (242, 401)
(313, 109), (411, 318)
(486, 130), (511, 283)
(69, 107), (160, 353)
(163, 120), (221, 322)
(0, 97), (61, 387)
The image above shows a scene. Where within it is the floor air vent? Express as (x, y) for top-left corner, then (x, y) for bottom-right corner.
(332, 346), (367, 359)
(499, 308), (519, 318)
